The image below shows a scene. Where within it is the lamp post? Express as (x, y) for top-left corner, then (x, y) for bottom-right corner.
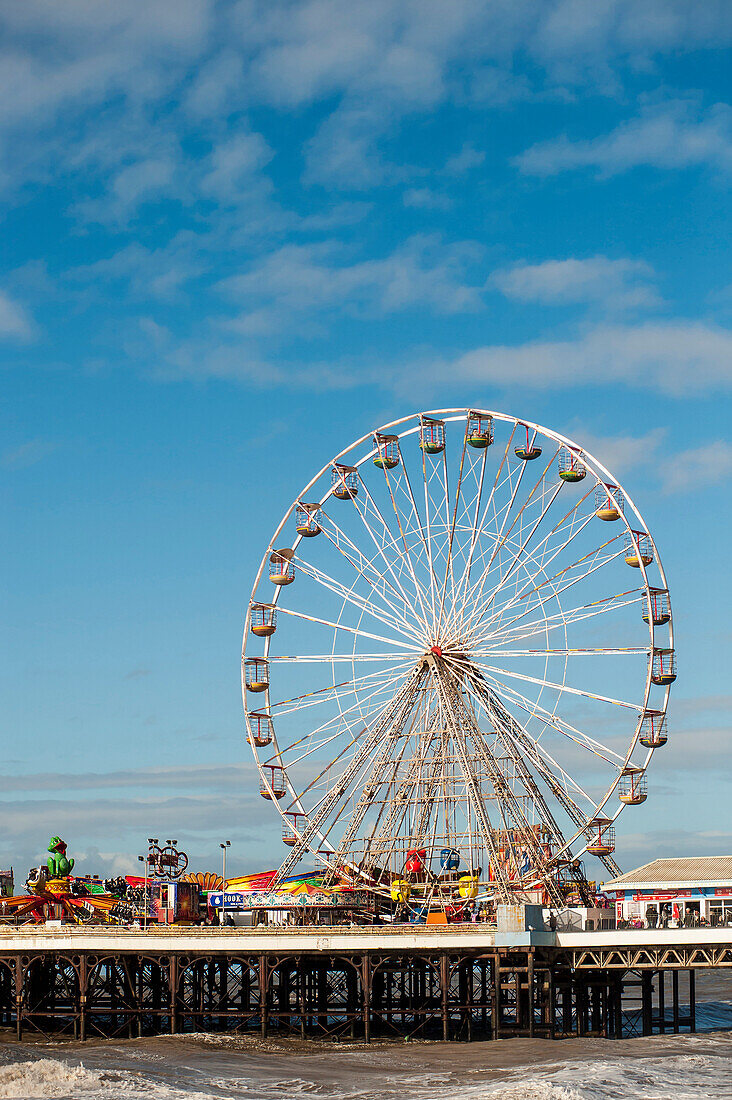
(220, 841), (231, 926)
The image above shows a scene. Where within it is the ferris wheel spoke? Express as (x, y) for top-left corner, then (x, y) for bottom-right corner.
(271, 604), (420, 651)
(458, 486), (594, 642)
(483, 589), (643, 647)
(270, 672), (425, 887)
(442, 448), (538, 641)
(294, 555), (425, 645)
(448, 427), (509, 617)
(268, 663), (413, 716)
(484, 536), (627, 635)
(489, 511), (600, 625)
(465, 674), (597, 815)
(319, 496), (430, 637)
(420, 445), (451, 635)
(379, 453), (439, 631)
(268, 653), (416, 663)
(352, 473), (436, 634)
(486, 445), (562, 565)
(472, 666), (628, 765)
(471, 647), (648, 658)
(307, 521), (427, 642)
(395, 448), (441, 628)
(458, 424), (516, 580)
(475, 660), (640, 711)
(459, 476), (564, 639)
(275, 672), (416, 774)
(436, 429), (472, 634)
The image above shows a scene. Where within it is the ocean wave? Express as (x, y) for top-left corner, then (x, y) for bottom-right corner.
(0, 1058), (106, 1099)
(0, 1054), (237, 1100)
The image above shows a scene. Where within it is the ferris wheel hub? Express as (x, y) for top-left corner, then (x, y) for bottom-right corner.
(430, 645), (443, 657)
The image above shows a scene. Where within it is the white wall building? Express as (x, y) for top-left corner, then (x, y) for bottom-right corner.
(604, 856), (732, 927)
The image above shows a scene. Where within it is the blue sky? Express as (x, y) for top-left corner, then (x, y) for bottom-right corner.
(1, 1), (731, 883)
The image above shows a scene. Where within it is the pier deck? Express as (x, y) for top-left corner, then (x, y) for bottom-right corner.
(0, 925), (728, 1042)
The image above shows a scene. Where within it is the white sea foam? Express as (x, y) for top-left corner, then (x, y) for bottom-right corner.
(0, 1054), (238, 1100)
(0, 1058), (106, 1099)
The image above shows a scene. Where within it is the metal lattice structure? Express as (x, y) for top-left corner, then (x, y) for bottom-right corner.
(242, 409), (674, 903)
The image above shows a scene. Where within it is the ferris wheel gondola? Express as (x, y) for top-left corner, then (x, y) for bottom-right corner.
(242, 409), (674, 906)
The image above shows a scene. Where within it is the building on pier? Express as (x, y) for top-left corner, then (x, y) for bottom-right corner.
(604, 856), (732, 926)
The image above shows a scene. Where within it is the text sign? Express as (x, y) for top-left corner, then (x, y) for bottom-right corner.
(209, 892), (245, 908)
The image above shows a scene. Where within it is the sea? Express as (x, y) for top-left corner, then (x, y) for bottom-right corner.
(0, 971), (729, 1100)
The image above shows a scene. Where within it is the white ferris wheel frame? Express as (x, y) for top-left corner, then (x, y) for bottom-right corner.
(242, 408), (673, 883)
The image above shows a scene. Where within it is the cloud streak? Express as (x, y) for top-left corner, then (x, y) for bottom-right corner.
(491, 256), (661, 312)
(517, 100), (732, 178)
(421, 320), (732, 396)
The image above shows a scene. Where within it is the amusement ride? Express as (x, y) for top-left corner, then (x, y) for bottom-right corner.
(242, 408), (675, 914)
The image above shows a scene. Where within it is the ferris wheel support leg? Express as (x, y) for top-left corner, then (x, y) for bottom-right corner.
(481, 697), (570, 908)
(323, 678), (428, 885)
(270, 673), (424, 889)
(432, 668), (513, 903)
(358, 728), (440, 880)
(468, 673), (622, 883)
(445, 670), (565, 907)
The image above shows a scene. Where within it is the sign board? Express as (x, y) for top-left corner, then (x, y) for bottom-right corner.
(632, 890), (692, 902)
(209, 892), (245, 908)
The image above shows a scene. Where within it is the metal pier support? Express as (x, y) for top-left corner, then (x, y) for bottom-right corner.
(0, 942), (710, 1042)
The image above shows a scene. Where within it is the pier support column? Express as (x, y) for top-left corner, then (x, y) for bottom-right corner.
(612, 974), (623, 1040)
(79, 956), (87, 1042)
(259, 955), (268, 1039)
(169, 956), (178, 1035)
(641, 971), (653, 1036)
(14, 956), (22, 1041)
(689, 969), (696, 1033)
(440, 954), (449, 1041)
(491, 956), (500, 1040)
(527, 954), (534, 1038)
(361, 956), (371, 1043)
(672, 969), (679, 1033)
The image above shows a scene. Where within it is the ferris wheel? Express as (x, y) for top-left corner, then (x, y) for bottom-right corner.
(242, 409), (674, 905)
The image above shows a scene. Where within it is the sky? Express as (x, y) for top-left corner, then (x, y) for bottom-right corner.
(1, 0), (731, 886)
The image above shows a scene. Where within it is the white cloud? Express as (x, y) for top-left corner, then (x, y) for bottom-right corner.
(0, 289), (34, 339)
(660, 440), (732, 495)
(402, 187), (451, 210)
(69, 237), (205, 300)
(422, 320), (732, 396)
(303, 103), (393, 189)
(200, 131), (274, 202)
(183, 50), (245, 118)
(491, 256), (660, 311)
(444, 142), (486, 175)
(517, 100), (732, 178)
(218, 235), (484, 328)
(140, 316), (732, 395)
(1, 438), (55, 469)
(0, 763), (255, 793)
(111, 155), (177, 208)
(562, 426), (666, 478)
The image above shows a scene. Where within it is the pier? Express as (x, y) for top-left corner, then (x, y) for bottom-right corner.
(1, 925), (729, 1043)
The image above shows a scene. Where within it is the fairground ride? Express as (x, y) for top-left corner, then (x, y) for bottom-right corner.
(242, 409), (674, 911)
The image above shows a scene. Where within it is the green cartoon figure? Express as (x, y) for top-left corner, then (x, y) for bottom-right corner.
(47, 837), (74, 878)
